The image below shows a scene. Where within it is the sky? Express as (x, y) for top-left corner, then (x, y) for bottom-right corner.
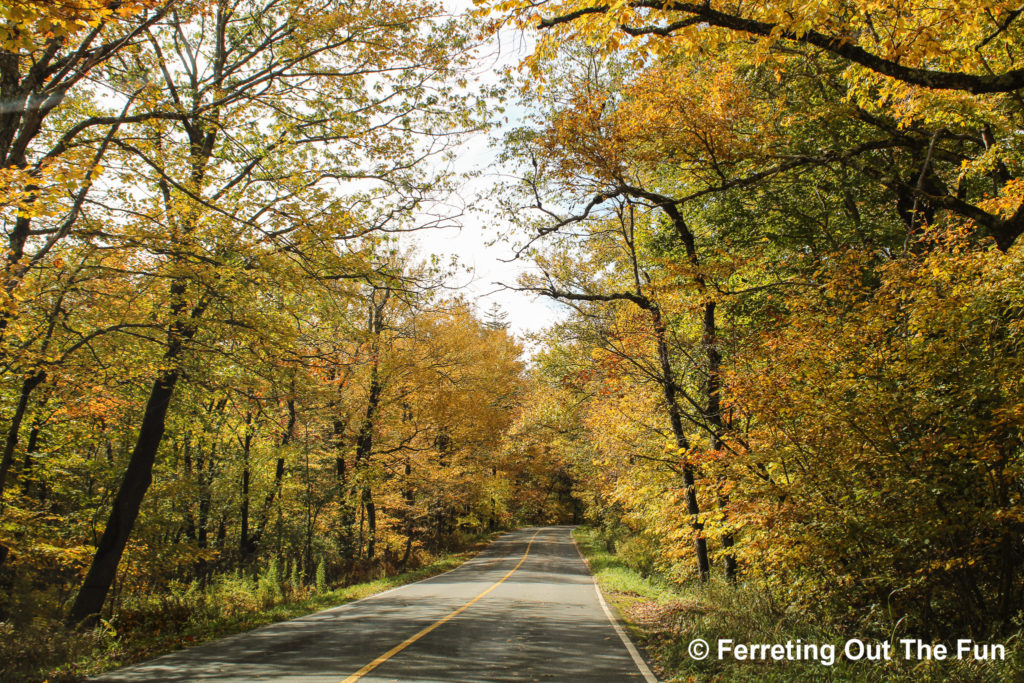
(403, 0), (570, 340)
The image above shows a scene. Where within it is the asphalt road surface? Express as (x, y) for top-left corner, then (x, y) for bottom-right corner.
(93, 526), (657, 682)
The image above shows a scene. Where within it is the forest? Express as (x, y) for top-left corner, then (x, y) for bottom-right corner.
(2, 0), (1024, 680)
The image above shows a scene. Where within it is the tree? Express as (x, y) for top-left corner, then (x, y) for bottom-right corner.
(501, 0), (1024, 93)
(488, 0), (1024, 637)
(65, 0), (478, 625)
(0, 0), (174, 504)
(487, 0), (1024, 252)
(483, 301), (510, 330)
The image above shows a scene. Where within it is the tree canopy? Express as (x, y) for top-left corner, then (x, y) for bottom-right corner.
(3, 0), (1024, 678)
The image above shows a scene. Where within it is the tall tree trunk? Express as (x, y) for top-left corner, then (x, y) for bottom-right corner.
(250, 397), (296, 553)
(401, 455), (415, 565)
(355, 381), (379, 560)
(66, 365), (181, 626)
(67, 281), (204, 626)
(20, 417), (42, 496)
(333, 414), (357, 558)
(197, 441), (216, 556)
(663, 204), (735, 581)
(357, 501), (365, 558)
(353, 289), (388, 561)
(240, 461), (251, 557)
(703, 301), (737, 581)
(489, 466), (497, 531)
(0, 371), (45, 501)
(362, 488), (376, 560)
(994, 438), (1020, 629)
(651, 306), (710, 582)
(239, 411), (254, 560)
(182, 434), (197, 541)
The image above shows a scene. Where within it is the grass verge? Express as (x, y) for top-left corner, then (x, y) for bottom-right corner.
(572, 527), (1024, 682)
(3, 534), (499, 683)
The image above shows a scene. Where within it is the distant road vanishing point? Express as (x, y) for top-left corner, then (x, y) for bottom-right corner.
(93, 526), (658, 682)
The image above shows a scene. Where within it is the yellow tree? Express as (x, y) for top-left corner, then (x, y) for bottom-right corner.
(487, 0), (1024, 252)
(0, 0), (174, 504)
(65, 0), (478, 625)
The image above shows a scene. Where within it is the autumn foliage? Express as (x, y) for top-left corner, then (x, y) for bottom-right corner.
(0, 0), (573, 678)
(3, 0), (1024, 678)
(487, 0), (1024, 648)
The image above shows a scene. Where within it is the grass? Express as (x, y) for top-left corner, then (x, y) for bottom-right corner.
(572, 527), (1024, 682)
(2, 535), (498, 683)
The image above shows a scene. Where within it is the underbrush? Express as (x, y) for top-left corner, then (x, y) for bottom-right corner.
(0, 537), (494, 683)
(573, 527), (1024, 682)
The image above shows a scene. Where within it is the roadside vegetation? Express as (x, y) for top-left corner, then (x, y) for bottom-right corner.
(575, 527), (1024, 682)
(489, 0), (1024, 678)
(2, 533), (495, 682)
(3, 0), (1024, 681)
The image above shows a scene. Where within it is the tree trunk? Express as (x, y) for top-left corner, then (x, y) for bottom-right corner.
(66, 366), (181, 626)
(703, 301), (737, 581)
(250, 397), (295, 553)
(651, 306), (710, 582)
(0, 371), (45, 501)
(20, 417), (41, 496)
(402, 455), (415, 560)
(354, 397), (380, 559)
(240, 464), (251, 556)
(663, 204), (735, 582)
(182, 434), (197, 541)
(401, 534), (413, 567)
(67, 279), (204, 626)
(197, 443), (215, 555)
(239, 411), (254, 560)
(363, 488), (376, 560)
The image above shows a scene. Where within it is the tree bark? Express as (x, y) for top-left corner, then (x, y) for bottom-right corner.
(66, 364), (181, 626)
(661, 202), (737, 581)
(67, 279), (204, 626)
(353, 289), (388, 560)
(402, 455), (415, 564)
(702, 301), (737, 581)
(239, 411), (253, 559)
(20, 417), (42, 496)
(0, 371), (45, 501)
(250, 397), (296, 554)
(650, 306), (711, 581)
(354, 370), (381, 559)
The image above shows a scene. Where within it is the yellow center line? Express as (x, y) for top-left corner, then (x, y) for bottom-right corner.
(340, 529), (542, 683)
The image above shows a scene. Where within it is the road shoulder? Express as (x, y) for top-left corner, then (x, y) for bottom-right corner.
(570, 527), (660, 683)
(87, 534), (501, 681)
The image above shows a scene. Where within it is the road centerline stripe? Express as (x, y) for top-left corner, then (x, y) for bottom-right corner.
(340, 529), (542, 683)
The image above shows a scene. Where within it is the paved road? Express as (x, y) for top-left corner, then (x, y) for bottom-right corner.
(94, 526), (657, 682)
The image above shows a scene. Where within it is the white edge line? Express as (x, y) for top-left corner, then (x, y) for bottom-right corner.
(571, 530), (660, 683)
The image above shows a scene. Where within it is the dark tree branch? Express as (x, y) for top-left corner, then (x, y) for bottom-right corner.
(539, 1), (1024, 93)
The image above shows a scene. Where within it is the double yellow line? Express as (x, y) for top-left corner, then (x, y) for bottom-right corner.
(341, 530), (542, 682)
